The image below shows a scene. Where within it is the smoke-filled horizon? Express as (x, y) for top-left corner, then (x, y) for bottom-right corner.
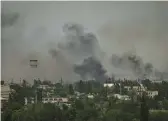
(1, 2), (168, 83)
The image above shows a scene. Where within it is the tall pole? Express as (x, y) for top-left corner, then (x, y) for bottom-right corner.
(30, 59), (38, 104)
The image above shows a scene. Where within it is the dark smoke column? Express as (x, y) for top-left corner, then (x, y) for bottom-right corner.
(74, 57), (107, 82)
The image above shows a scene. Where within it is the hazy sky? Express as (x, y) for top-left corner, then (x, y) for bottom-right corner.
(1, 1), (168, 82)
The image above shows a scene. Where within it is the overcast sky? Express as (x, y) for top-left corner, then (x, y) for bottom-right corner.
(1, 1), (168, 82)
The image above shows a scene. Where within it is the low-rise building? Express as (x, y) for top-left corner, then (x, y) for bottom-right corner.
(113, 94), (131, 101)
(1, 85), (12, 100)
(87, 94), (94, 99)
(25, 97), (69, 104)
(103, 83), (114, 88)
(147, 91), (158, 98)
(124, 86), (131, 91)
(124, 85), (147, 92)
(1, 84), (14, 110)
(151, 80), (163, 84)
(37, 85), (53, 90)
(42, 97), (68, 104)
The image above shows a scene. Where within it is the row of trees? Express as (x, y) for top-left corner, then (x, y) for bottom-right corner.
(4, 96), (167, 121)
(1, 98), (142, 121)
(3, 79), (168, 121)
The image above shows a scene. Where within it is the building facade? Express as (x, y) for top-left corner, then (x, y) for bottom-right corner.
(25, 97), (69, 104)
(147, 91), (158, 98)
(103, 83), (114, 88)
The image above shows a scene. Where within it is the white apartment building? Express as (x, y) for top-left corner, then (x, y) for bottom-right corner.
(25, 97), (69, 104)
(1, 85), (12, 101)
(124, 86), (147, 92)
(42, 97), (68, 104)
(124, 86), (132, 91)
(37, 85), (54, 90)
(147, 91), (158, 98)
(87, 94), (94, 99)
(151, 80), (163, 84)
(104, 83), (114, 88)
(1, 84), (14, 110)
(113, 94), (131, 101)
(123, 85), (158, 98)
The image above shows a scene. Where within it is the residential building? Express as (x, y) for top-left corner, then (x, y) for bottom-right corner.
(1, 84), (14, 110)
(113, 94), (131, 101)
(37, 85), (54, 90)
(151, 80), (163, 84)
(103, 83), (114, 88)
(147, 91), (158, 98)
(87, 94), (94, 99)
(124, 86), (131, 91)
(1, 84), (13, 101)
(42, 97), (68, 104)
(124, 85), (147, 92)
(25, 97), (69, 104)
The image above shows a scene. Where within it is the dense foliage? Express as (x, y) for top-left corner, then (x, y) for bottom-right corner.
(2, 79), (168, 121)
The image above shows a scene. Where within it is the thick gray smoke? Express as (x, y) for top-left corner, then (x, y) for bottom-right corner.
(57, 23), (104, 63)
(144, 63), (153, 76)
(48, 23), (106, 81)
(2, 2), (168, 83)
(111, 52), (144, 78)
(1, 12), (19, 27)
(111, 52), (167, 79)
(74, 57), (107, 82)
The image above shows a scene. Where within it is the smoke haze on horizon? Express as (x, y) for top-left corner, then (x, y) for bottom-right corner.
(1, 2), (168, 83)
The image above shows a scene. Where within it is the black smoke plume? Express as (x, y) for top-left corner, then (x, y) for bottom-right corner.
(74, 57), (107, 82)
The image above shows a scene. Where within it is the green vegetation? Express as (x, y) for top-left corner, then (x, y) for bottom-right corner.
(2, 79), (168, 121)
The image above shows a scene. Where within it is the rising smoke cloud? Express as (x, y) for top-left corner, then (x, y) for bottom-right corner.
(110, 51), (168, 80)
(48, 23), (107, 81)
(1, 12), (19, 27)
(74, 57), (107, 82)
(111, 52), (152, 78)
(57, 23), (104, 63)
(2, 2), (168, 83)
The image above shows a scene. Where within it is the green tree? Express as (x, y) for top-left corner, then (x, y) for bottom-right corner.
(76, 80), (85, 93)
(22, 79), (27, 87)
(104, 109), (121, 121)
(1, 109), (12, 121)
(140, 94), (149, 121)
(87, 81), (92, 94)
(128, 89), (137, 103)
(69, 84), (74, 95)
(74, 99), (84, 110)
(10, 84), (35, 105)
(36, 89), (42, 102)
